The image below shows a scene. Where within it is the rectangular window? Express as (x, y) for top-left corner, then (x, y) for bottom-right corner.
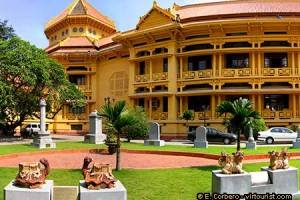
(163, 58), (168, 72)
(264, 53), (287, 68)
(188, 55), (212, 71)
(139, 61), (145, 75)
(226, 54), (249, 68)
(71, 125), (82, 130)
(264, 94), (289, 111)
(163, 97), (168, 112)
(69, 75), (86, 85)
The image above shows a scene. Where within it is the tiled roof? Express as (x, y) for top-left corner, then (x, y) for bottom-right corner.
(46, 0), (115, 29)
(60, 36), (94, 47)
(177, 0), (300, 20)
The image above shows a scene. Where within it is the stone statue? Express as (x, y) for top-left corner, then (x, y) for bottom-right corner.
(82, 156), (117, 190)
(14, 158), (50, 189)
(220, 151), (245, 174)
(268, 147), (289, 170)
(218, 150), (232, 168)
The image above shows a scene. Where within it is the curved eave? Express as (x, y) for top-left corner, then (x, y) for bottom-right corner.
(45, 15), (116, 37)
(180, 12), (300, 24)
(113, 23), (181, 43)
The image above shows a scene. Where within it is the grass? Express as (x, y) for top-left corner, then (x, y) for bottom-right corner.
(1, 141), (300, 199)
(0, 141), (299, 156)
(1, 160), (300, 200)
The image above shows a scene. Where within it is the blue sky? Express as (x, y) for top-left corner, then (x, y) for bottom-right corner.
(1, 0), (223, 49)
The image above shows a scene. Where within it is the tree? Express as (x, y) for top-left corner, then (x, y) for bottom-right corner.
(122, 106), (149, 142)
(244, 118), (266, 140)
(216, 97), (261, 151)
(0, 37), (86, 135)
(179, 110), (194, 133)
(0, 19), (16, 40)
(98, 100), (137, 171)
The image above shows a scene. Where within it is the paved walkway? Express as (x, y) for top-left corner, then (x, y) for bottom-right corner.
(0, 134), (295, 169)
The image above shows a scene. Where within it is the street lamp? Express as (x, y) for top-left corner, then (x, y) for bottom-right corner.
(104, 96), (115, 106)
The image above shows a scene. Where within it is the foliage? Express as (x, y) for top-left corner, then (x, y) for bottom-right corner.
(0, 37), (86, 135)
(122, 106), (149, 142)
(179, 110), (194, 132)
(289, 124), (299, 132)
(244, 118), (266, 140)
(98, 100), (137, 171)
(105, 132), (117, 143)
(0, 19), (16, 40)
(216, 97), (261, 150)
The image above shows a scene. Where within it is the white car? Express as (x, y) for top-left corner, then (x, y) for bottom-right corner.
(258, 127), (297, 144)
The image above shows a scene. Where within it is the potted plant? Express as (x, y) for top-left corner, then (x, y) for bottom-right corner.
(105, 132), (118, 155)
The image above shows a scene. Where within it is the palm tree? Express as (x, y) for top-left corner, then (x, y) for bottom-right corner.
(216, 97), (260, 151)
(98, 100), (136, 171)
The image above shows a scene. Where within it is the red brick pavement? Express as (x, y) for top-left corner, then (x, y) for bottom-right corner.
(0, 149), (281, 169)
(0, 151), (219, 169)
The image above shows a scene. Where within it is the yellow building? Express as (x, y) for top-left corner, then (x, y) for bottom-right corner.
(44, 0), (300, 139)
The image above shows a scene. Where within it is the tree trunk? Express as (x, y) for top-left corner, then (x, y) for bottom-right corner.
(237, 129), (241, 151)
(116, 133), (121, 171)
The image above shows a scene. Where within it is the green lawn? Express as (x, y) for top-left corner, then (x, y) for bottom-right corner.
(1, 141), (300, 200)
(1, 160), (300, 200)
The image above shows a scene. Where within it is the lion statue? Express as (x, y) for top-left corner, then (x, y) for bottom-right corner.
(221, 151), (245, 174)
(218, 150), (232, 168)
(268, 147), (289, 170)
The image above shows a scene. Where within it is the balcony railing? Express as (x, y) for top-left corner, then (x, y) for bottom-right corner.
(152, 72), (168, 81)
(135, 74), (150, 82)
(66, 114), (87, 120)
(262, 68), (291, 76)
(182, 70), (213, 80)
(151, 112), (168, 120)
(77, 85), (90, 91)
(261, 109), (292, 119)
(222, 68), (252, 77)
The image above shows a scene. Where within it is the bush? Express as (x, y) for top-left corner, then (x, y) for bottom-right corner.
(122, 106), (149, 142)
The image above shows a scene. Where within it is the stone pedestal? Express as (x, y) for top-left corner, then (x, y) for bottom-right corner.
(79, 180), (127, 200)
(212, 167), (300, 198)
(144, 122), (164, 147)
(53, 186), (78, 200)
(32, 132), (56, 149)
(194, 126), (208, 148)
(32, 99), (56, 149)
(212, 170), (251, 195)
(261, 167), (299, 194)
(293, 141), (300, 148)
(84, 134), (106, 144)
(194, 141), (208, 148)
(84, 110), (106, 144)
(4, 180), (53, 200)
(144, 140), (164, 146)
(246, 141), (257, 149)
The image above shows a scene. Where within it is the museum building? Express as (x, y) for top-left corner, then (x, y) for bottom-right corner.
(42, 0), (300, 138)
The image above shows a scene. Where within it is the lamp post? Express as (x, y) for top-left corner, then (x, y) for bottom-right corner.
(202, 105), (207, 127)
(104, 96), (115, 106)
